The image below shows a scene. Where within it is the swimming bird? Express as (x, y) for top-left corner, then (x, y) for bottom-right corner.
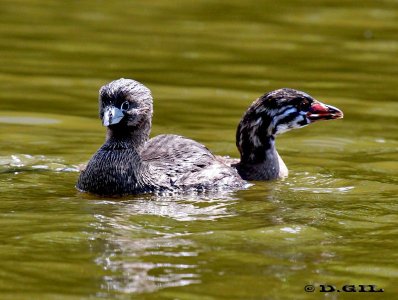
(76, 78), (246, 196)
(76, 79), (343, 196)
(233, 88), (343, 180)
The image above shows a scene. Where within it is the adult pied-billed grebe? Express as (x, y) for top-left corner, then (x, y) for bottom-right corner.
(76, 79), (246, 195)
(76, 79), (343, 196)
(233, 88), (343, 180)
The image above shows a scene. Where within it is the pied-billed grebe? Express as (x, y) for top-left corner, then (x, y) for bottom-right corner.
(76, 79), (343, 196)
(233, 88), (343, 180)
(76, 79), (246, 195)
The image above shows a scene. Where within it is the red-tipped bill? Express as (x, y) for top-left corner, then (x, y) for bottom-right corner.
(306, 101), (343, 122)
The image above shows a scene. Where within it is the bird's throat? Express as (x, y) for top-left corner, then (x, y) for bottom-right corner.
(105, 125), (148, 152)
(236, 136), (285, 180)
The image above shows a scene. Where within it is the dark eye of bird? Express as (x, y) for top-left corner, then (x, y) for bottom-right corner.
(121, 101), (130, 111)
(298, 99), (310, 110)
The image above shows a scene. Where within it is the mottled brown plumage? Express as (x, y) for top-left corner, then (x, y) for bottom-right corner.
(233, 88), (343, 180)
(76, 79), (343, 196)
(76, 79), (245, 196)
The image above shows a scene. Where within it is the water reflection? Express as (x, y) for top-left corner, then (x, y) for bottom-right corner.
(98, 237), (200, 293)
(89, 193), (239, 294)
(1, 0), (398, 298)
(86, 171), (363, 296)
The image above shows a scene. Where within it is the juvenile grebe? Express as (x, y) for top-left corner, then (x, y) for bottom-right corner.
(233, 88), (343, 180)
(76, 79), (343, 195)
(76, 79), (245, 195)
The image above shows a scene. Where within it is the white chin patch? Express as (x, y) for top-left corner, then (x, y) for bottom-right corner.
(275, 123), (291, 135)
(275, 114), (308, 135)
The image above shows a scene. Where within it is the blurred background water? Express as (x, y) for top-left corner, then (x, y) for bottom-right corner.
(0, 0), (397, 299)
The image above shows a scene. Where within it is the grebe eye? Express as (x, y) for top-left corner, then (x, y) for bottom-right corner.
(121, 101), (129, 111)
(299, 99), (310, 110)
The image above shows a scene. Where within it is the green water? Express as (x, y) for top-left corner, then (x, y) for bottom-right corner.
(1, 1), (398, 299)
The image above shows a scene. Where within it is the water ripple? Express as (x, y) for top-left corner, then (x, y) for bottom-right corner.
(0, 154), (79, 173)
(291, 186), (354, 194)
(283, 172), (355, 194)
(0, 116), (60, 125)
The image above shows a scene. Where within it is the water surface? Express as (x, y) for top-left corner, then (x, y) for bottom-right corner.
(1, 1), (398, 299)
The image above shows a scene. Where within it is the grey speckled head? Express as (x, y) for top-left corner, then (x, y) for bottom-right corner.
(236, 88), (343, 164)
(97, 78), (154, 149)
(99, 78), (153, 128)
